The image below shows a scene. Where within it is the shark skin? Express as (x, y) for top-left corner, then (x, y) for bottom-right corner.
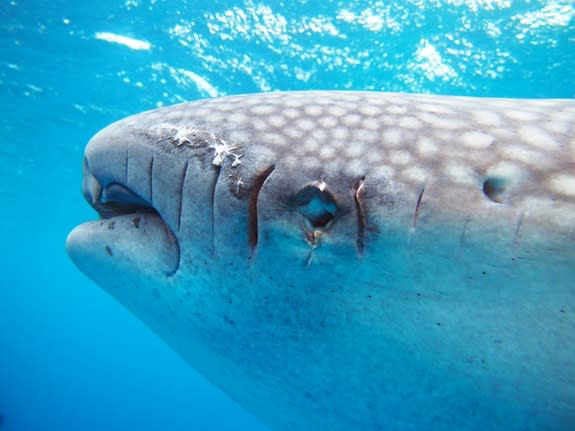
(67, 91), (575, 430)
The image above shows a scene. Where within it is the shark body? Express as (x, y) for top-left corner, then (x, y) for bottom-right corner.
(67, 91), (575, 430)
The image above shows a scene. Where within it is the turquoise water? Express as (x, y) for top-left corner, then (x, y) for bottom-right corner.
(1, 1), (574, 430)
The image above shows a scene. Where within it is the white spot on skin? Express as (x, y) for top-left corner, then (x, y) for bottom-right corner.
(504, 109), (539, 122)
(550, 110), (574, 123)
(403, 166), (428, 183)
(372, 165), (395, 179)
(325, 159), (344, 175)
(252, 118), (270, 131)
(549, 174), (575, 197)
(296, 118), (316, 132)
(486, 162), (524, 186)
(319, 116), (339, 129)
(398, 117), (423, 129)
(417, 104), (454, 114)
(304, 105), (324, 116)
(419, 113), (464, 129)
(345, 159), (365, 177)
(285, 127), (305, 139)
(472, 110), (501, 126)
(386, 105), (408, 115)
(362, 117), (380, 130)
(491, 128), (515, 139)
(228, 130), (251, 144)
(319, 145), (336, 159)
(228, 112), (248, 124)
(352, 129), (378, 143)
(310, 128), (329, 142)
(545, 121), (569, 134)
(379, 116), (396, 126)
(331, 126), (350, 140)
(434, 130), (455, 143)
(342, 113), (362, 127)
(328, 105), (347, 117)
(166, 111), (182, 121)
(359, 105), (382, 116)
(519, 125), (557, 150)
(268, 115), (287, 129)
(214, 103), (236, 112)
(284, 108), (300, 119)
(285, 98), (304, 108)
(389, 150), (412, 166)
(330, 139), (346, 150)
(500, 145), (546, 167)
(461, 131), (494, 149)
(301, 138), (320, 154)
(284, 155), (298, 168)
(382, 129), (403, 146)
(444, 163), (476, 185)
(251, 104), (276, 115)
(345, 142), (364, 158)
(302, 157), (321, 169)
(417, 137), (439, 157)
(366, 150), (382, 164)
(261, 132), (288, 147)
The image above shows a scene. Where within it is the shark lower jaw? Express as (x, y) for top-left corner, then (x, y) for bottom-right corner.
(66, 210), (180, 284)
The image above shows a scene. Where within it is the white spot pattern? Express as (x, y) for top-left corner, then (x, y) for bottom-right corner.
(136, 91), (574, 210)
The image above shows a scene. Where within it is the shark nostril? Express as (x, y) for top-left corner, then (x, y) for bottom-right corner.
(294, 182), (338, 228)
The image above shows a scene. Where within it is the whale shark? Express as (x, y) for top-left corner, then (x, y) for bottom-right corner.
(67, 91), (575, 430)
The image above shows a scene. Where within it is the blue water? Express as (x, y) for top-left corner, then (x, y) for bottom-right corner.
(0, 1), (573, 430)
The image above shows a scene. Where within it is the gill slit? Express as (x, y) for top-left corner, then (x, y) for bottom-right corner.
(353, 177), (367, 255)
(149, 155), (155, 204)
(177, 161), (190, 232)
(248, 165), (276, 258)
(210, 164), (222, 256)
(124, 146), (130, 186)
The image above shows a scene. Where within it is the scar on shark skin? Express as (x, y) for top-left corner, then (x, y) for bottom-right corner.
(411, 179), (428, 231)
(513, 211), (525, 249)
(292, 180), (339, 267)
(455, 215), (473, 261)
(303, 222), (323, 268)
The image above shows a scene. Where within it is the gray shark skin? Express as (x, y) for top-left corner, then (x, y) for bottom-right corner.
(67, 91), (575, 430)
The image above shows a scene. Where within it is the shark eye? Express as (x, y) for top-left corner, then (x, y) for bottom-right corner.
(483, 176), (508, 204)
(293, 182), (338, 228)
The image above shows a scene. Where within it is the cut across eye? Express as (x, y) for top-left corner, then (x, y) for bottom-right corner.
(293, 183), (338, 228)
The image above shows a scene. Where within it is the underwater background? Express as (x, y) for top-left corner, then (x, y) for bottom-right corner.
(1, 1), (574, 430)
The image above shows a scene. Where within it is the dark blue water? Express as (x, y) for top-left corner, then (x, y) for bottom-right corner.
(1, 1), (574, 430)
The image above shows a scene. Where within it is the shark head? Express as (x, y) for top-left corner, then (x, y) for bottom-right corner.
(67, 91), (575, 430)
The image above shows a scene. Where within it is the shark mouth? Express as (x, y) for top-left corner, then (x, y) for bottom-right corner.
(78, 158), (181, 276)
(87, 181), (158, 220)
